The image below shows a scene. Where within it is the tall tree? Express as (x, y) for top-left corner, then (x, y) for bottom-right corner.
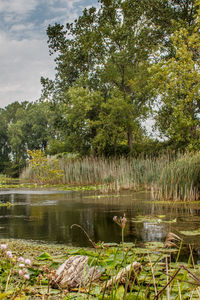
(41, 0), (159, 151)
(150, 0), (200, 149)
(41, 0), (197, 153)
(0, 109), (9, 173)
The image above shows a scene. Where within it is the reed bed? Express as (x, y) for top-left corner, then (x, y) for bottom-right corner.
(21, 151), (200, 201)
(59, 154), (171, 191)
(157, 152), (200, 201)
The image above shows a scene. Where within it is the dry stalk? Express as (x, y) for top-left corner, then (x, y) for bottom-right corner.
(177, 280), (182, 300)
(71, 224), (97, 248)
(148, 254), (157, 295)
(166, 257), (170, 300)
(154, 264), (200, 299)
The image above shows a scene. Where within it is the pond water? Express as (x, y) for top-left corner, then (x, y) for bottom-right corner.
(0, 189), (200, 248)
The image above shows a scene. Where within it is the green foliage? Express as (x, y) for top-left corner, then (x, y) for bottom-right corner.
(46, 139), (68, 155)
(41, 0), (159, 152)
(27, 150), (63, 184)
(150, 0), (200, 149)
(1, 0), (200, 175)
(0, 101), (56, 176)
(40, 0), (198, 154)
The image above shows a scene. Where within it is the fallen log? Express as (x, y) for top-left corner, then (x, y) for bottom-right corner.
(51, 255), (101, 289)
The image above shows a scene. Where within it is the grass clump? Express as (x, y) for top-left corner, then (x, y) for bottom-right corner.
(159, 152), (200, 201)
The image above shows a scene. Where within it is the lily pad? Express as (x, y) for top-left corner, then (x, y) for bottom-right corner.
(131, 215), (176, 224)
(37, 251), (52, 260)
(0, 202), (12, 207)
(179, 228), (200, 236)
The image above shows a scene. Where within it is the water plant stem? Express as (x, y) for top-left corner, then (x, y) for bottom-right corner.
(5, 268), (11, 292)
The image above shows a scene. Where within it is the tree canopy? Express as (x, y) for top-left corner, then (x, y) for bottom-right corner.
(40, 0), (198, 155)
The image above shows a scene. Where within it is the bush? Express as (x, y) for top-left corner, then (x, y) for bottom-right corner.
(25, 150), (63, 184)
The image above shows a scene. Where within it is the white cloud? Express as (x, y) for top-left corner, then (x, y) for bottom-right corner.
(0, 0), (98, 108)
(0, 33), (55, 107)
(0, 0), (38, 15)
(65, 0), (82, 10)
(10, 23), (34, 32)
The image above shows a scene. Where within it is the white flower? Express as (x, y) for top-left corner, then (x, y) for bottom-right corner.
(25, 258), (31, 266)
(6, 251), (12, 258)
(1, 244), (7, 250)
(24, 274), (30, 280)
(18, 257), (24, 262)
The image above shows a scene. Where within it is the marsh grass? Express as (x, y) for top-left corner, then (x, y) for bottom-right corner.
(157, 152), (200, 201)
(21, 151), (200, 201)
(60, 154), (171, 190)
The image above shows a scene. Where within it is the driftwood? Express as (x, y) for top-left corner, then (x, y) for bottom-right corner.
(104, 262), (142, 290)
(51, 255), (101, 289)
(51, 255), (141, 292)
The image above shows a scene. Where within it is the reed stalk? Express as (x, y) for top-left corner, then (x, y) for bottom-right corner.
(21, 151), (200, 201)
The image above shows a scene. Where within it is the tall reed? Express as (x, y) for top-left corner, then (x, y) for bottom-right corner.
(59, 154), (171, 191)
(21, 151), (200, 201)
(158, 152), (200, 201)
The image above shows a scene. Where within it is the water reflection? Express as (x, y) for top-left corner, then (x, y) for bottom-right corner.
(0, 190), (199, 247)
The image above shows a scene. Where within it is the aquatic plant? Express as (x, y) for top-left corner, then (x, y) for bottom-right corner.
(158, 152), (200, 201)
(20, 151), (200, 201)
(58, 154), (171, 191)
(113, 214), (127, 245)
(0, 243), (31, 298)
(0, 239), (199, 299)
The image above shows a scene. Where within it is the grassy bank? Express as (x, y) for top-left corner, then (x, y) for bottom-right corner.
(0, 238), (199, 299)
(21, 151), (200, 201)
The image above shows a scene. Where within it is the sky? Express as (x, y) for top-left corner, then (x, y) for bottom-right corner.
(0, 0), (98, 108)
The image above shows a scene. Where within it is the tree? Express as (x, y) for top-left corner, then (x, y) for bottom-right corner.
(0, 109), (9, 173)
(150, 0), (200, 150)
(0, 101), (54, 176)
(41, 0), (199, 154)
(41, 0), (161, 152)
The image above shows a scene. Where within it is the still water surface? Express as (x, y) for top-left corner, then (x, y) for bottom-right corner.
(0, 190), (200, 247)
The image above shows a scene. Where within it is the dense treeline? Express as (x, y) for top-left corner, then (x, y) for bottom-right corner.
(1, 0), (200, 176)
(0, 102), (52, 176)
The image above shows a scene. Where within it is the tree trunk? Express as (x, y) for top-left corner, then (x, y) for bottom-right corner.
(127, 127), (133, 151)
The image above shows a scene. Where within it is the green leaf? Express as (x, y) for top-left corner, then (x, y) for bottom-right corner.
(179, 229), (200, 236)
(0, 291), (13, 299)
(37, 252), (52, 260)
(115, 286), (125, 299)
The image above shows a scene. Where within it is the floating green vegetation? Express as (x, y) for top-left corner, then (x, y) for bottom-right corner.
(0, 182), (102, 191)
(0, 202), (12, 207)
(0, 239), (199, 299)
(179, 228), (200, 236)
(131, 215), (177, 224)
(83, 194), (129, 199)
